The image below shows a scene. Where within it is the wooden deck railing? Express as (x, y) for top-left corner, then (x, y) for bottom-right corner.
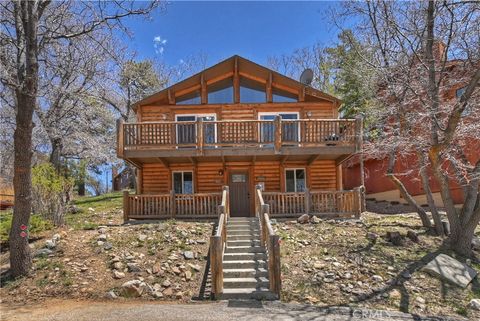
(119, 118), (359, 153)
(123, 190), (222, 220)
(262, 188), (362, 218)
(210, 186), (230, 298)
(255, 186), (281, 298)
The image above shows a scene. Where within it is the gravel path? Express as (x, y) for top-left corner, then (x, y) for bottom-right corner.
(0, 299), (463, 321)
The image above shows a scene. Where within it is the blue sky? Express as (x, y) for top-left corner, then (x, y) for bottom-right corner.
(124, 1), (342, 68)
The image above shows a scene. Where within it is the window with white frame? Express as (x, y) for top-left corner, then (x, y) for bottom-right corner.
(173, 171), (193, 194)
(285, 169), (306, 192)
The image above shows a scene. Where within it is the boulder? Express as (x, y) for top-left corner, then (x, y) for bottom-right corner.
(121, 280), (145, 297)
(162, 279), (171, 288)
(45, 239), (56, 249)
(138, 234), (147, 242)
(386, 231), (403, 246)
(113, 271), (126, 279)
(162, 287), (173, 296)
(98, 234), (107, 242)
(52, 234), (61, 242)
(127, 263), (142, 273)
(183, 251), (194, 260)
(469, 299), (480, 311)
(297, 214), (310, 224)
(103, 242), (113, 251)
(106, 290), (117, 299)
(422, 254), (477, 288)
(310, 216), (321, 224)
(34, 248), (53, 257)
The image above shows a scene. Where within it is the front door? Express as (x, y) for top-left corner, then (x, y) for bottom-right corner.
(229, 171), (250, 217)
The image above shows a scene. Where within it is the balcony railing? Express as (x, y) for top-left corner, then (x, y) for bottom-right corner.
(117, 118), (361, 156)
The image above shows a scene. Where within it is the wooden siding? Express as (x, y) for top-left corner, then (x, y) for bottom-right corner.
(142, 164), (169, 194)
(309, 160), (338, 190)
(196, 162), (224, 193)
(253, 161), (281, 192)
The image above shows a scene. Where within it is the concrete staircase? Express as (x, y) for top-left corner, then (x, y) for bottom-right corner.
(220, 217), (277, 300)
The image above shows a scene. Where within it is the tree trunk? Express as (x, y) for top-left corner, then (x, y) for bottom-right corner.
(450, 218), (476, 257)
(9, 1), (42, 277)
(78, 181), (85, 196)
(49, 137), (63, 172)
(417, 152), (444, 235)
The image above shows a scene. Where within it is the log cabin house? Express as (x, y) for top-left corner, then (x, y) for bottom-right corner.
(117, 55), (363, 221)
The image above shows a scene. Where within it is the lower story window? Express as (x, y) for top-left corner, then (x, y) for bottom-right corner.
(285, 169), (306, 192)
(173, 171), (193, 194)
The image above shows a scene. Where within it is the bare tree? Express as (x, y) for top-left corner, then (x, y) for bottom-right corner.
(337, 0), (480, 255)
(0, 0), (161, 277)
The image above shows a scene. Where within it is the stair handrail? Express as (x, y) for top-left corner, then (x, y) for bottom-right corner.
(210, 185), (229, 298)
(255, 185), (281, 298)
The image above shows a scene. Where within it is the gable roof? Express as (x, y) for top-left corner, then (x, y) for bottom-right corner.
(133, 55), (340, 109)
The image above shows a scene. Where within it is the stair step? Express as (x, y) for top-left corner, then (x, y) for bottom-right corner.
(225, 246), (265, 253)
(227, 240), (261, 246)
(227, 225), (260, 230)
(224, 252), (267, 260)
(223, 277), (269, 289)
(223, 259), (267, 269)
(220, 287), (277, 300)
(223, 268), (268, 278)
(228, 229), (260, 235)
(229, 218), (258, 222)
(227, 234), (260, 241)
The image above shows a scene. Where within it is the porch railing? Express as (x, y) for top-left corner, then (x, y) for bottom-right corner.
(123, 190), (222, 221)
(118, 118), (359, 154)
(210, 186), (229, 298)
(255, 185), (281, 298)
(262, 188), (362, 218)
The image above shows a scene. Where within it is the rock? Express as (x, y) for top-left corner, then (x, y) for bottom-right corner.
(310, 216), (320, 224)
(103, 242), (113, 251)
(127, 263), (142, 273)
(121, 280), (145, 297)
(152, 262), (162, 274)
(172, 267), (181, 275)
(422, 254), (477, 288)
(45, 239), (56, 249)
(112, 262), (124, 270)
(469, 299), (480, 310)
(106, 290), (117, 299)
(401, 270), (412, 279)
(366, 232), (378, 241)
(138, 234), (147, 242)
(185, 270), (192, 281)
(52, 233), (61, 242)
(386, 231), (403, 246)
(175, 291), (183, 299)
(415, 297), (426, 304)
(152, 291), (163, 299)
(88, 207), (95, 212)
(98, 234), (107, 242)
(68, 205), (80, 214)
(188, 263), (201, 272)
(313, 261), (325, 269)
(34, 248), (53, 257)
(372, 275), (383, 282)
(297, 214), (310, 224)
(162, 279), (171, 288)
(113, 271), (125, 279)
(270, 219), (278, 225)
(183, 251), (194, 260)
(389, 289), (401, 299)
(162, 287), (173, 296)
(97, 241), (104, 246)
(406, 230), (419, 243)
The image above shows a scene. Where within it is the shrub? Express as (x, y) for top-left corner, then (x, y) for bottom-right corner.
(0, 212), (53, 243)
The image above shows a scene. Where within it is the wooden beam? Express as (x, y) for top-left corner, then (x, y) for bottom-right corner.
(280, 155), (289, 165)
(167, 89), (175, 105)
(266, 72), (273, 103)
(188, 157), (197, 165)
(233, 56), (240, 104)
(299, 86), (305, 102)
(201, 73), (207, 104)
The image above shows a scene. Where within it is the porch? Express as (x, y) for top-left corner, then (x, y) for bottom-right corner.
(122, 188), (362, 221)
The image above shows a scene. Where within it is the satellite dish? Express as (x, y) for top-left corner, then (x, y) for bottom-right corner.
(299, 68), (314, 86)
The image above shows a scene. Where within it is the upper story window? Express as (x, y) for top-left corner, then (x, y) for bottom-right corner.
(177, 90), (201, 105)
(208, 78), (233, 104)
(272, 87), (297, 103)
(240, 77), (266, 103)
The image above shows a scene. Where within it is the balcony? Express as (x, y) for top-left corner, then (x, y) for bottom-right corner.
(117, 118), (361, 161)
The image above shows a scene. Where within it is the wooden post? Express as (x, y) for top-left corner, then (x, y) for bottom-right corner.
(270, 234), (281, 298)
(360, 185), (366, 213)
(123, 190), (130, 223)
(260, 204), (269, 246)
(197, 118), (204, 154)
(170, 190), (176, 218)
(355, 115), (363, 153)
(200, 73), (207, 104)
(223, 186), (230, 218)
(274, 115), (282, 154)
(304, 188), (310, 215)
(136, 168), (143, 194)
(353, 187), (362, 218)
(116, 118), (124, 158)
(210, 235), (223, 297)
(266, 72), (273, 103)
(234, 56), (240, 104)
